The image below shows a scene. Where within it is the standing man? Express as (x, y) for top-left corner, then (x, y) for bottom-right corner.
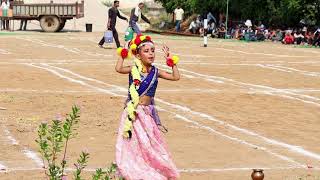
(129, 2), (151, 35)
(174, 6), (184, 32)
(1, 0), (10, 30)
(98, 0), (128, 48)
(19, 20), (27, 31)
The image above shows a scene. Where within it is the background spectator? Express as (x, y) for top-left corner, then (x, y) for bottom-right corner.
(174, 6), (184, 32)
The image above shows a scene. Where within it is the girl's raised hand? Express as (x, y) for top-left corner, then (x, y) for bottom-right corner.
(162, 45), (170, 59)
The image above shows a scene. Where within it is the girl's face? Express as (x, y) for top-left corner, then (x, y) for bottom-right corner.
(138, 44), (155, 65)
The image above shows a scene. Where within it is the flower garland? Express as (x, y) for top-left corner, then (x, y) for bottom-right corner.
(122, 58), (142, 138)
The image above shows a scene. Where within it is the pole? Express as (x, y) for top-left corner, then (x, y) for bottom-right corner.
(204, 19), (208, 47)
(225, 0), (229, 39)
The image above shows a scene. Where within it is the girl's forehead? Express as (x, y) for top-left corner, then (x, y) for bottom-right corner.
(141, 44), (155, 50)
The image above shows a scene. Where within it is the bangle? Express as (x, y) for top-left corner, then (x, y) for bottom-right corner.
(166, 55), (180, 67)
(117, 47), (130, 59)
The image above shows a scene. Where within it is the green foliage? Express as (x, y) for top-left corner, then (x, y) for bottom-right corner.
(74, 152), (90, 180)
(92, 163), (124, 180)
(155, 0), (320, 27)
(36, 106), (88, 180)
(100, 0), (113, 7)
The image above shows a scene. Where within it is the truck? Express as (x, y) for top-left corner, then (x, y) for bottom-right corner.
(11, 0), (84, 32)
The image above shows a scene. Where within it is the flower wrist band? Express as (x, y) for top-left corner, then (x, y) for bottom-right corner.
(166, 55), (180, 67)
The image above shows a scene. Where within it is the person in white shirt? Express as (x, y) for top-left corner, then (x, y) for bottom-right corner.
(129, 2), (150, 35)
(1, 0), (10, 30)
(188, 18), (197, 34)
(1, 0), (9, 9)
(174, 6), (184, 32)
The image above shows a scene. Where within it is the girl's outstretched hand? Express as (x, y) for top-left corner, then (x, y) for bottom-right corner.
(162, 45), (170, 59)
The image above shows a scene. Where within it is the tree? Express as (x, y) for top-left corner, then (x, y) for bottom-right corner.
(155, 0), (320, 27)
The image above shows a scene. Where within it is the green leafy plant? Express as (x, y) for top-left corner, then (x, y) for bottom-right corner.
(156, 0), (320, 27)
(100, 0), (113, 7)
(92, 163), (124, 180)
(36, 106), (88, 180)
(74, 151), (90, 180)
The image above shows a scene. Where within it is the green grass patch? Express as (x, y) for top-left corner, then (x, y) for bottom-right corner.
(293, 45), (320, 49)
(0, 32), (18, 36)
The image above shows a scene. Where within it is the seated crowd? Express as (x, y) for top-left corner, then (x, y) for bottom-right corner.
(185, 15), (320, 47)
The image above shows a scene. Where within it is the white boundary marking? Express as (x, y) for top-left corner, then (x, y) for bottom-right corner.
(156, 63), (320, 107)
(266, 65), (320, 77)
(256, 64), (292, 73)
(4, 58), (320, 66)
(4, 129), (19, 145)
(173, 114), (302, 166)
(0, 166), (318, 173)
(21, 149), (44, 167)
(16, 37), (80, 54)
(0, 88), (225, 94)
(212, 47), (319, 58)
(26, 64), (121, 97)
(25, 63), (320, 166)
(16, 37), (112, 57)
(0, 48), (11, 55)
(1, 88), (319, 95)
(2, 126), (43, 167)
(0, 162), (7, 170)
(179, 166), (320, 173)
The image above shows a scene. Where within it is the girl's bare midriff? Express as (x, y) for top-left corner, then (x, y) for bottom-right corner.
(139, 95), (152, 105)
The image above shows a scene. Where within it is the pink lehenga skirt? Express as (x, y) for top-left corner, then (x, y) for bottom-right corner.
(116, 105), (180, 180)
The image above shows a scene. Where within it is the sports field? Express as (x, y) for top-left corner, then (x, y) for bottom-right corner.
(1, 32), (320, 179)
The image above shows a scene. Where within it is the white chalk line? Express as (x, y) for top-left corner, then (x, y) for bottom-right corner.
(154, 39), (294, 58)
(0, 48), (11, 55)
(15, 58), (112, 62)
(213, 47), (319, 58)
(26, 63), (121, 97)
(179, 166), (320, 173)
(0, 88), (227, 94)
(26, 64), (302, 165)
(25, 64), (319, 167)
(173, 114), (302, 166)
(289, 61), (320, 64)
(256, 64), (292, 73)
(0, 162), (6, 170)
(257, 64), (315, 75)
(3, 129), (19, 145)
(16, 37), (112, 58)
(16, 37), (80, 54)
(156, 96), (320, 162)
(281, 89), (320, 93)
(1, 88), (319, 95)
(6, 60), (320, 162)
(266, 65), (320, 77)
(41, 63), (126, 92)
(154, 64), (320, 161)
(2, 126), (43, 167)
(40, 64), (320, 161)
(157, 63), (320, 107)
(4, 57), (320, 66)
(0, 89), (101, 94)
(1, 166), (318, 173)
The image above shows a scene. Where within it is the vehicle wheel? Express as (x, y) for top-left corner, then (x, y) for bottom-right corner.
(57, 20), (66, 32)
(40, 15), (60, 32)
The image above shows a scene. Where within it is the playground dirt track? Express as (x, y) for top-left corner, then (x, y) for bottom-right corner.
(1, 31), (320, 179)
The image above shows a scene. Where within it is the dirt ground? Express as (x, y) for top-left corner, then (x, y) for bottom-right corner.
(1, 31), (320, 180)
